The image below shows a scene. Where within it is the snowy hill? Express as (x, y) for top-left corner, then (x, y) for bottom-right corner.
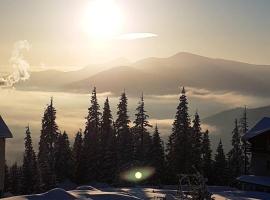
(3, 186), (270, 200)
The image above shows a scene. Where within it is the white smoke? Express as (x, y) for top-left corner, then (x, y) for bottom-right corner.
(0, 40), (31, 87)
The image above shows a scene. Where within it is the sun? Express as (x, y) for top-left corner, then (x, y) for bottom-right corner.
(82, 0), (124, 40)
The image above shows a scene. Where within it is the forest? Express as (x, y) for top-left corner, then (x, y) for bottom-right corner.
(4, 87), (248, 195)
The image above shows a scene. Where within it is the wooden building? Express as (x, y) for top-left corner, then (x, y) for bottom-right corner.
(0, 116), (13, 196)
(238, 117), (270, 192)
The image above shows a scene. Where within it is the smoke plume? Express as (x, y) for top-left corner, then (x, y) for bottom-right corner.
(0, 40), (31, 87)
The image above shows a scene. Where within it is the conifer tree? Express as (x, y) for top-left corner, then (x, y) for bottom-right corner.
(213, 140), (228, 186)
(228, 119), (244, 184)
(201, 130), (212, 184)
(99, 97), (117, 183)
(191, 111), (202, 170)
(115, 91), (133, 169)
(133, 94), (152, 164)
(38, 98), (58, 190)
(22, 126), (40, 194)
(9, 163), (22, 195)
(54, 131), (72, 182)
(240, 106), (249, 174)
(167, 87), (192, 183)
(72, 130), (84, 184)
(151, 125), (165, 185)
(82, 87), (101, 182)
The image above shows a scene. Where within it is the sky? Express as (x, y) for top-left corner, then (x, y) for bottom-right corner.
(0, 0), (270, 71)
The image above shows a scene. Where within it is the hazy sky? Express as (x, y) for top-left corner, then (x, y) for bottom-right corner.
(0, 0), (270, 70)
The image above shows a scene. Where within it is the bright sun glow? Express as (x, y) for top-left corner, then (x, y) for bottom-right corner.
(135, 171), (142, 179)
(82, 0), (124, 40)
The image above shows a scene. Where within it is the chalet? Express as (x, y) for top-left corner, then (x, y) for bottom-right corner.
(0, 116), (13, 196)
(238, 117), (270, 192)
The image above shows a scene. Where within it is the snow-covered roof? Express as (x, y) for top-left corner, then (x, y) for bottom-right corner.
(237, 175), (270, 187)
(242, 117), (270, 141)
(0, 115), (13, 138)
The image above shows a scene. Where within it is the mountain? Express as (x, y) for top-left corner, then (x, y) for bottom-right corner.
(202, 105), (270, 153)
(15, 58), (130, 91)
(15, 52), (270, 97)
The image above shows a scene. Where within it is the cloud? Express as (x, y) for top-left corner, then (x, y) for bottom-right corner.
(0, 40), (31, 88)
(185, 87), (260, 106)
(116, 32), (158, 40)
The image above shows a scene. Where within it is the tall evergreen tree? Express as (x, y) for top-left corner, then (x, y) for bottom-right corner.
(133, 94), (152, 164)
(228, 119), (244, 185)
(201, 130), (212, 184)
(54, 131), (72, 182)
(82, 87), (101, 182)
(213, 140), (228, 186)
(167, 87), (192, 183)
(72, 130), (84, 184)
(151, 125), (165, 185)
(38, 98), (58, 190)
(191, 111), (202, 170)
(240, 106), (249, 175)
(99, 97), (117, 183)
(22, 126), (40, 194)
(115, 91), (133, 169)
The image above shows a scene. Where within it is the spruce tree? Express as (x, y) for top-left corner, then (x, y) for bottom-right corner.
(22, 126), (40, 194)
(38, 98), (58, 190)
(54, 131), (72, 182)
(151, 125), (165, 185)
(240, 106), (249, 174)
(133, 94), (152, 164)
(201, 130), (212, 184)
(9, 163), (22, 195)
(191, 111), (202, 171)
(227, 119), (244, 185)
(82, 87), (101, 182)
(167, 87), (192, 183)
(72, 130), (84, 184)
(213, 140), (228, 186)
(115, 91), (133, 170)
(99, 97), (117, 183)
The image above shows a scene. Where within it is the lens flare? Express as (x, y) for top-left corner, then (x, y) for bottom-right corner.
(120, 166), (155, 182)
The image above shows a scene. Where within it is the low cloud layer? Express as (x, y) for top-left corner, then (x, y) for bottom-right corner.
(0, 40), (31, 87)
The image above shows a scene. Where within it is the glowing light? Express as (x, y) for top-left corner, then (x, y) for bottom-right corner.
(120, 166), (155, 182)
(81, 0), (124, 40)
(135, 171), (142, 179)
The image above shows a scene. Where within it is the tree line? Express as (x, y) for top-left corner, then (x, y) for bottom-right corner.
(4, 87), (249, 195)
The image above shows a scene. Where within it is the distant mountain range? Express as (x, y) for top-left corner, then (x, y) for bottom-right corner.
(15, 52), (270, 97)
(202, 105), (270, 152)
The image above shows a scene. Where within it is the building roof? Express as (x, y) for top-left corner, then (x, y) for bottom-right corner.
(0, 115), (13, 138)
(237, 175), (270, 187)
(242, 117), (270, 141)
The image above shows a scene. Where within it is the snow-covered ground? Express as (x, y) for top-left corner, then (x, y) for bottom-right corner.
(2, 186), (270, 200)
